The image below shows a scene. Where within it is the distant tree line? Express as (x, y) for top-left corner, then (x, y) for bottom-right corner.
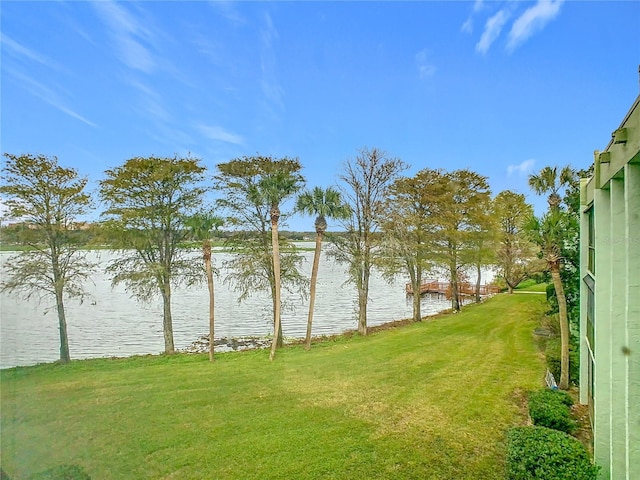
(0, 151), (580, 379)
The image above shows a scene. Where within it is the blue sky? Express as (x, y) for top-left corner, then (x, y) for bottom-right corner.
(1, 0), (639, 231)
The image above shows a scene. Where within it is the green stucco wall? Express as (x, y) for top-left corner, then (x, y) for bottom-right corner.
(580, 95), (640, 480)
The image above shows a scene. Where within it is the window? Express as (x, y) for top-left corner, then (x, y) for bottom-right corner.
(587, 207), (595, 274)
(583, 273), (595, 427)
(584, 274), (595, 356)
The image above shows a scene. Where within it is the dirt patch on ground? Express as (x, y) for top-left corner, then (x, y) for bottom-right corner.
(571, 402), (594, 456)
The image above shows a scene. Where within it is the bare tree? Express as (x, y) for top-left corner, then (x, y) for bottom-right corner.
(331, 147), (407, 335)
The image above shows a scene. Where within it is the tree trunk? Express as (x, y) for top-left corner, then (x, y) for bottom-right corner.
(269, 212), (282, 361)
(413, 263), (422, 322)
(475, 262), (482, 303)
(551, 266), (570, 389)
(508, 284), (514, 294)
(357, 258), (370, 336)
(450, 264), (460, 311)
(357, 285), (368, 335)
(54, 284), (71, 363)
(204, 241), (215, 362)
(52, 257), (71, 363)
(162, 278), (175, 354)
(305, 232), (323, 350)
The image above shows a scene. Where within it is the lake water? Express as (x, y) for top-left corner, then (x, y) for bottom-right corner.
(0, 246), (491, 368)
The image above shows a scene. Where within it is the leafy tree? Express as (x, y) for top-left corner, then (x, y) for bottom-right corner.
(0, 153), (95, 363)
(214, 156), (305, 359)
(380, 169), (445, 322)
(296, 186), (350, 349)
(493, 191), (541, 293)
(527, 165), (576, 389)
(99, 155), (207, 355)
(429, 169), (492, 311)
(184, 212), (223, 362)
(331, 147), (407, 335)
(467, 194), (496, 303)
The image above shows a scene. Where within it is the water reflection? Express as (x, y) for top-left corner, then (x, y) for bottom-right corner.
(0, 248), (464, 368)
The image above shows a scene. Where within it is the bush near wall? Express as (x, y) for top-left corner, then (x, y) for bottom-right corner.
(506, 426), (599, 480)
(528, 388), (576, 434)
(545, 336), (580, 385)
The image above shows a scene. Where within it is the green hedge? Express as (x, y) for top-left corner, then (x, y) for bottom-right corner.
(545, 337), (579, 385)
(528, 388), (575, 434)
(506, 426), (599, 480)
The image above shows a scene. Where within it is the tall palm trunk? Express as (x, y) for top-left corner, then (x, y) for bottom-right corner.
(269, 207), (282, 361)
(550, 263), (570, 389)
(305, 231), (323, 350)
(204, 240), (215, 362)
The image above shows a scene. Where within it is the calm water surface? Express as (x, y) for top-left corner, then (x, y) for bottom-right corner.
(0, 246), (478, 368)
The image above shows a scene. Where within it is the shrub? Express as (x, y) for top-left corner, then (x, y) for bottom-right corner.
(545, 336), (579, 385)
(506, 426), (599, 480)
(528, 388), (575, 434)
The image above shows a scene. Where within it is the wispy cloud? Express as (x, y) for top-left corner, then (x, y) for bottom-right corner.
(461, 0), (486, 34)
(415, 49), (436, 79)
(507, 159), (536, 177)
(473, 0), (485, 13)
(476, 9), (510, 54)
(1, 34), (62, 70)
(127, 78), (171, 123)
(196, 124), (244, 145)
(208, 0), (246, 26)
(6, 68), (97, 127)
(92, 1), (156, 73)
(507, 0), (564, 52)
(259, 12), (284, 115)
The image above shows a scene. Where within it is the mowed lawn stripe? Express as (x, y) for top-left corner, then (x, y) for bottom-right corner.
(1, 293), (547, 479)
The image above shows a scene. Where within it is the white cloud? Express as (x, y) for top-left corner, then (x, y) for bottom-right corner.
(507, 0), (564, 52)
(6, 67), (97, 127)
(476, 9), (510, 55)
(259, 12), (285, 118)
(507, 159), (536, 177)
(196, 124), (244, 145)
(1, 34), (62, 70)
(416, 49), (436, 79)
(461, 0), (486, 34)
(208, 0), (246, 26)
(461, 18), (473, 34)
(92, 1), (156, 73)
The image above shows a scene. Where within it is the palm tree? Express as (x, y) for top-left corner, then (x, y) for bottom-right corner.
(527, 210), (570, 389)
(185, 212), (223, 362)
(527, 165), (577, 390)
(528, 165), (574, 209)
(251, 171), (304, 361)
(296, 187), (351, 350)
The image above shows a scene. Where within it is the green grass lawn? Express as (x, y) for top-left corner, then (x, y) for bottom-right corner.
(514, 279), (548, 292)
(1, 294), (547, 480)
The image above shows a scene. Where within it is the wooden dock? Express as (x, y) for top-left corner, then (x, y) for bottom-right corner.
(405, 281), (500, 297)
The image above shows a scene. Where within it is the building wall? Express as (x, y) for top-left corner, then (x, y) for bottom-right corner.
(580, 96), (640, 480)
